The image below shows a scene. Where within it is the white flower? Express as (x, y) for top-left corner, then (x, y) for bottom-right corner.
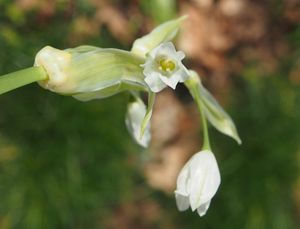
(142, 42), (189, 93)
(125, 98), (151, 147)
(175, 150), (221, 217)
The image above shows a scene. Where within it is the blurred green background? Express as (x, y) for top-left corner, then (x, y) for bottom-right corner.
(0, 0), (300, 228)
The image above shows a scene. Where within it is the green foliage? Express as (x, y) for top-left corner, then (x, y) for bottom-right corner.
(208, 74), (300, 229)
(0, 86), (140, 228)
(0, 1), (142, 228)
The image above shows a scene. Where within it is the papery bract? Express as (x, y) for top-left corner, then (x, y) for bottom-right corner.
(184, 71), (242, 144)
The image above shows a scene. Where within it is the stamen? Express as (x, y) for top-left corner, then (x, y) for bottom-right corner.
(159, 58), (176, 72)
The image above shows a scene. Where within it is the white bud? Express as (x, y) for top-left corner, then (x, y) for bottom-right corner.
(131, 16), (187, 58)
(175, 150), (221, 217)
(125, 98), (151, 147)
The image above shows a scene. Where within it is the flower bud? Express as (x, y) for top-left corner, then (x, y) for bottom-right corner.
(34, 46), (148, 100)
(125, 97), (151, 147)
(175, 150), (221, 217)
(131, 16), (187, 58)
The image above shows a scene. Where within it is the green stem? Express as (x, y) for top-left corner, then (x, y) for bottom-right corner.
(140, 91), (155, 138)
(190, 86), (211, 151)
(197, 98), (211, 151)
(0, 66), (48, 95)
(184, 76), (211, 151)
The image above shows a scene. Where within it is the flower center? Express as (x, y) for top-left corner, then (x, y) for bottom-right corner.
(158, 58), (176, 72)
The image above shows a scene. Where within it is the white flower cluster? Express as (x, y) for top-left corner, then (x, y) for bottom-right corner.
(33, 17), (240, 219)
(129, 42), (222, 216)
(125, 17), (241, 218)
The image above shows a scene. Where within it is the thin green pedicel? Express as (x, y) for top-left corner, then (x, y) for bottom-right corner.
(0, 66), (48, 95)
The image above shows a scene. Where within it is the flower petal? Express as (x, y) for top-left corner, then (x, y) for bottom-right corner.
(144, 72), (166, 92)
(176, 51), (185, 60)
(188, 151), (221, 211)
(155, 42), (177, 57)
(159, 74), (180, 89)
(175, 161), (190, 196)
(174, 66), (189, 83)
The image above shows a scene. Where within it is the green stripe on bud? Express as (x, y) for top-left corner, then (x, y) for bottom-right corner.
(34, 46), (148, 99)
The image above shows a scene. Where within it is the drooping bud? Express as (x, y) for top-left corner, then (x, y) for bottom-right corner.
(175, 150), (221, 217)
(125, 96), (151, 147)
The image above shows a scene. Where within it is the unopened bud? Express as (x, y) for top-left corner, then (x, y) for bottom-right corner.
(34, 46), (148, 99)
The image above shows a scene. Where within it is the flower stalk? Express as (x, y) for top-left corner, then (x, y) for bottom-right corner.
(197, 97), (211, 151)
(140, 91), (155, 138)
(0, 66), (48, 95)
(184, 71), (241, 145)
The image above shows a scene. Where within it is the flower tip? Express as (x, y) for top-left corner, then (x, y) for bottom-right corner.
(175, 193), (190, 212)
(236, 137), (242, 145)
(231, 130), (242, 145)
(196, 201), (211, 217)
(178, 15), (189, 22)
